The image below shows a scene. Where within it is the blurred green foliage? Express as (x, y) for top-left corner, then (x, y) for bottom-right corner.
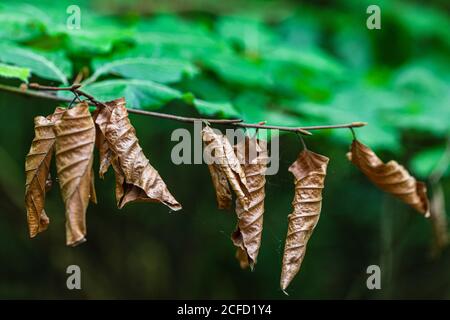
(0, 0), (449, 299)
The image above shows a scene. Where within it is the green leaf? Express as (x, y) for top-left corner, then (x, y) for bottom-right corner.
(203, 53), (272, 89)
(0, 3), (47, 41)
(265, 46), (345, 77)
(180, 75), (232, 102)
(216, 17), (277, 53)
(388, 65), (450, 135)
(75, 79), (183, 110)
(60, 79), (239, 118)
(62, 28), (133, 56)
(136, 15), (209, 35)
(410, 146), (449, 178)
(193, 99), (240, 118)
(38, 8), (134, 56)
(85, 57), (198, 85)
(0, 63), (30, 82)
(134, 16), (229, 60)
(294, 86), (403, 151)
(0, 43), (71, 84)
(234, 91), (301, 132)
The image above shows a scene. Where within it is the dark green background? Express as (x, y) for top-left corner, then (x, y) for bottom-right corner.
(0, 0), (449, 299)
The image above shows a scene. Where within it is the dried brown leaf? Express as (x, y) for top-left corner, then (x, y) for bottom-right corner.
(93, 107), (113, 179)
(55, 102), (96, 246)
(232, 136), (267, 269)
(202, 126), (249, 209)
(347, 139), (430, 216)
(281, 149), (329, 291)
(25, 107), (65, 238)
(95, 98), (181, 211)
(207, 164), (232, 209)
(235, 247), (250, 269)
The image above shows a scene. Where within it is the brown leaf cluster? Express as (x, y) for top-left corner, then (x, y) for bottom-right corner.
(280, 149), (329, 291)
(25, 98), (181, 246)
(24, 93), (439, 292)
(347, 139), (430, 216)
(203, 128), (269, 269)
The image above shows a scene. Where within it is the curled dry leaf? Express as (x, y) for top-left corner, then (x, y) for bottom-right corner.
(281, 149), (329, 291)
(202, 126), (249, 209)
(92, 107), (113, 179)
(232, 136), (268, 269)
(55, 102), (96, 247)
(235, 247), (250, 269)
(207, 164), (232, 209)
(347, 139), (430, 216)
(95, 98), (181, 211)
(25, 107), (64, 238)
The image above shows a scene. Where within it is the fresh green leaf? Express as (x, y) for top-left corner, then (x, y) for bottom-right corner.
(0, 3), (48, 41)
(264, 46), (345, 77)
(203, 53), (273, 89)
(193, 99), (240, 118)
(59, 79), (240, 118)
(0, 43), (71, 84)
(74, 79), (183, 110)
(0, 63), (30, 82)
(216, 17), (277, 53)
(85, 57), (198, 85)
(387, 65), (450, 135)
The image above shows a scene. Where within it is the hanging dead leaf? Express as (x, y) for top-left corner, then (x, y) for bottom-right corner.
(95, 98), (181, 211)
(232, 136), (268, 269)
(202, 126), (249, 209)
(207, 164), (232, 209)
(93, 101), (127, 206)
(55, 102), (96, 247)
(347, 139), (430, 216)
(92, 106), (113, 179)
(25, 107), (65, 238)
(235, 247), (250, 269)
(281, 149), (329, 292)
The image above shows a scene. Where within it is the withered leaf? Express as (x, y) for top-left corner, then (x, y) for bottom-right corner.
(235, 247), (250, 269)
(347, 139), (430, 216)
(95, 98), (181, 211)
(202, 126), (249, 209)
(25, 107), (65, 238)
(55, 102), (96, 247)
(207, 164), (232, 209)
(93, 106), (113, 179)
(232, 136), (268, 269)
(281, 149), (329, 292)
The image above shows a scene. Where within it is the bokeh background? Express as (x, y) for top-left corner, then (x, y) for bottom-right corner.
(0, 0), (449, 299)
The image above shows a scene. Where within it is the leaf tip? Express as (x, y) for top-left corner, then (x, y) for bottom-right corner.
(68, 237), (87, 247)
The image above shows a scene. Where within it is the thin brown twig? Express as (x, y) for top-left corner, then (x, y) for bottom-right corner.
(15, 83), (243, 125)
(28, 83), (310, 134)
(1, 83), (368, 134)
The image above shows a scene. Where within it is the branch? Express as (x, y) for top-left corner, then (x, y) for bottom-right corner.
(234, 121), (366, 132)
(1, 83), (368, 135)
